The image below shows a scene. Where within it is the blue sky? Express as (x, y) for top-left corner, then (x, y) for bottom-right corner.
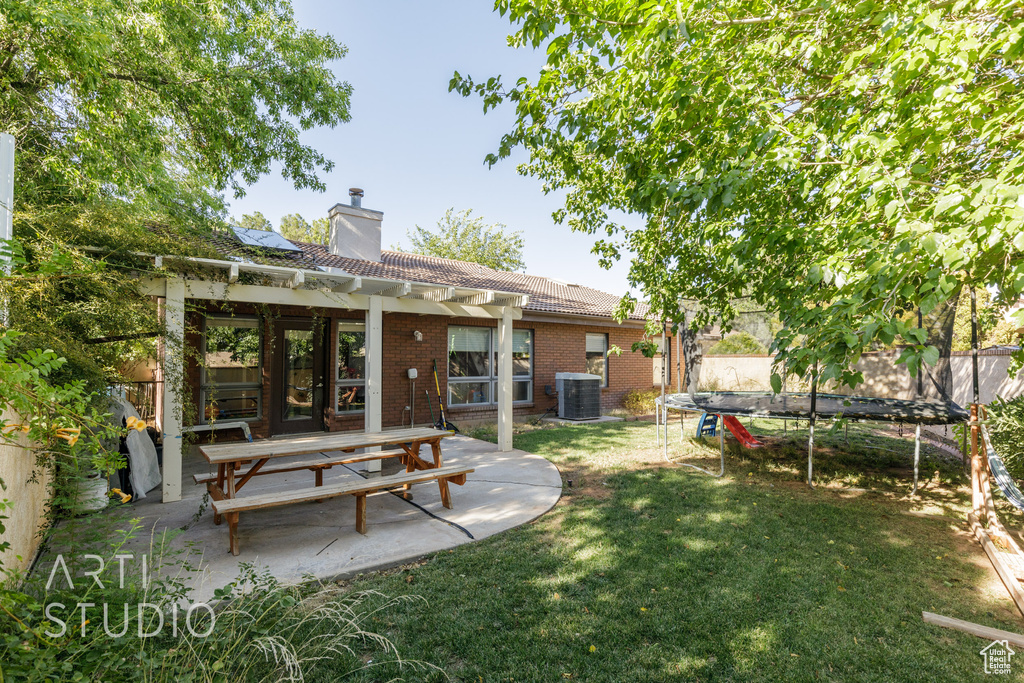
(226, 0), (636, 295)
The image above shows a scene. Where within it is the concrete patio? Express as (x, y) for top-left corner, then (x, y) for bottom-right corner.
(129, 434), (562, 601)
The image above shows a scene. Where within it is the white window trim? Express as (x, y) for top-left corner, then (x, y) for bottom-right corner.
(586, 332), (609, 388)
(336, 319), (367, 414)
(200, 315), (263, 424)
(448, 326), (533, 406)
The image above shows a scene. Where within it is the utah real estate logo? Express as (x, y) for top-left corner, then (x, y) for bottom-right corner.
(980, 640), (1014, 675)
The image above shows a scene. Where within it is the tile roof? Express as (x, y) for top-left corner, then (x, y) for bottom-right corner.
(202, 231), (647, 321)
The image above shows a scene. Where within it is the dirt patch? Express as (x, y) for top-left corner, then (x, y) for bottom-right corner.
(556, 465), (613, 501)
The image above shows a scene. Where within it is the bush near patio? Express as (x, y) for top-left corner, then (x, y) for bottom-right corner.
(622, 388), (661, 416)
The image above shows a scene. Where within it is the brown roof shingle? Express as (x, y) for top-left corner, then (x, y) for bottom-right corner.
(204, 231), (646, 321)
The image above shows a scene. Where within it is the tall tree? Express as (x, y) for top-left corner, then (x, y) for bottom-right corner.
(235, 212), (274, 232)
(280, 213), (330, 244)
(0, 0), (353, 381)
(395, 208), (526, 271)
(455, 0), (1024, 385)
(2, 0), (352, 227)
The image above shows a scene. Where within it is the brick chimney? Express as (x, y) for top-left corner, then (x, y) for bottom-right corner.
(327, 188), (383, 262)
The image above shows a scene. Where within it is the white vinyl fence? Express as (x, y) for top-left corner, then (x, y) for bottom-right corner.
(0, 408), (50, 575)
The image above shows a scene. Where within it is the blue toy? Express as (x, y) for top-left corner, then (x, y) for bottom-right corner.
(696, 412), (718, 437)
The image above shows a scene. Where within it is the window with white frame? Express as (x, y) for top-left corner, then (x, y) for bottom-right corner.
(448, 326), (532, 406)
(337, 321), (366, 413)
(201, 317), (262, 422)
(585, 332), (609, 387)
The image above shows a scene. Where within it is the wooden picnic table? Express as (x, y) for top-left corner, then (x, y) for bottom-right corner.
(196, 427), (471, 555)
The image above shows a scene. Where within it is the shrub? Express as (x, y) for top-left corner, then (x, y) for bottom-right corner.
(988, 395), (1024, 481)
(708, 332), (768, 355)
(623, 388), (661, 415)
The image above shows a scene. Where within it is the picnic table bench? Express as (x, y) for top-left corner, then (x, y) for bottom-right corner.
(197, 427), (472, 555)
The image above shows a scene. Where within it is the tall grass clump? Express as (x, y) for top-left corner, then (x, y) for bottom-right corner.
(1, 519), (445, 682)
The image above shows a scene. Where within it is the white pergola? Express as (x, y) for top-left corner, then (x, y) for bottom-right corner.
(141, 255), (528, 503)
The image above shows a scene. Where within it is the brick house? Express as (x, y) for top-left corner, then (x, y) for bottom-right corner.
(145, 191), (667, 502)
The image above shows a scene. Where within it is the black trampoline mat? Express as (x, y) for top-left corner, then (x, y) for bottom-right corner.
(662, 392), (969, 425)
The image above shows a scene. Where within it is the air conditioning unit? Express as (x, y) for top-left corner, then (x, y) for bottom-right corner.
(555, 372), (602, 420)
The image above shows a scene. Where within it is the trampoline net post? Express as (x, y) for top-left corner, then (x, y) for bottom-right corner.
(662, 328), (668, 460)
(808, 366), (817, 488)
(912, 424), (921, 495)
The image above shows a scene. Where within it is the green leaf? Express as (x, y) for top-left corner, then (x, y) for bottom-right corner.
(934, 193), (964, 216)
(884, 200), (900, 220)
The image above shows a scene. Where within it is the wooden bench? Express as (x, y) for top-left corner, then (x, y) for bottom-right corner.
(212, 464), (474, 555)
(192, 449), (408, 487)
(184, 421), (253, 442)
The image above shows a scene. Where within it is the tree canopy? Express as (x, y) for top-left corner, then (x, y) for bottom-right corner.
(280, 213), (330, 244)
(235, 211), (274, 232)
(395, 208), (526, 271)
(3, 0), (351, 227)
(456, 0), (1024, 387)
(1, 0), (353, 379)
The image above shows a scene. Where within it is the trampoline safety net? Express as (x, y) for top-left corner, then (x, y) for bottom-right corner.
(672, 294), (968, 424)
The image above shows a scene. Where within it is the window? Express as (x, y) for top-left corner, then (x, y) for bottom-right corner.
(201, 317), (262, 422)
(585, 333), (608, 387)
(337, 321), (366, 413)
(448, 326), (532, 406)
(510, 330), (533, 402)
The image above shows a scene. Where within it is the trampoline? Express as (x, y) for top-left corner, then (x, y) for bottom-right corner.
(662, 391), (969, 425)
(657, 391), (968, 487)
(654, 294), (968, 488)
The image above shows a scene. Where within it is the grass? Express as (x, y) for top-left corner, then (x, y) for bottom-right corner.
(326, 420), (1024, 681)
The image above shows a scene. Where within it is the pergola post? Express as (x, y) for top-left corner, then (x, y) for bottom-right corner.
(497, 307), (513, 452)
(161, 278), (185, 502)
(0, 133), (13, 326)
(364, 295), (383, 471)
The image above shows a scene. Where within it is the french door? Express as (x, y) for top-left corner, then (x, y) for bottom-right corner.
(269, 319), (327, 434)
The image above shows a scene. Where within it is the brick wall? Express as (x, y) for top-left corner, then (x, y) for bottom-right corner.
(184, 303), (662, 440)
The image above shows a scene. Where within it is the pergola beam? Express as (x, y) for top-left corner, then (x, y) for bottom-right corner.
(373, 282), (413, 298)
(452, 290), (495, 306)
(494, 294), (530, 308)
(152, 254), (528, 309)
(330, 276), (361, 293)
(414, 286), (456, 303)
(162, 255), (306, 288)
(302, 271), (361, 292)
(140, 278), (523, 320)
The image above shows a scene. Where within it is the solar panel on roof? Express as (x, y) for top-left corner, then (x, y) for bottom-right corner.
(230, 226), (303, 253)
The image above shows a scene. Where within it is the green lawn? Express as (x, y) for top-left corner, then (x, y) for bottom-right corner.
(320, 420), (1022, 682)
